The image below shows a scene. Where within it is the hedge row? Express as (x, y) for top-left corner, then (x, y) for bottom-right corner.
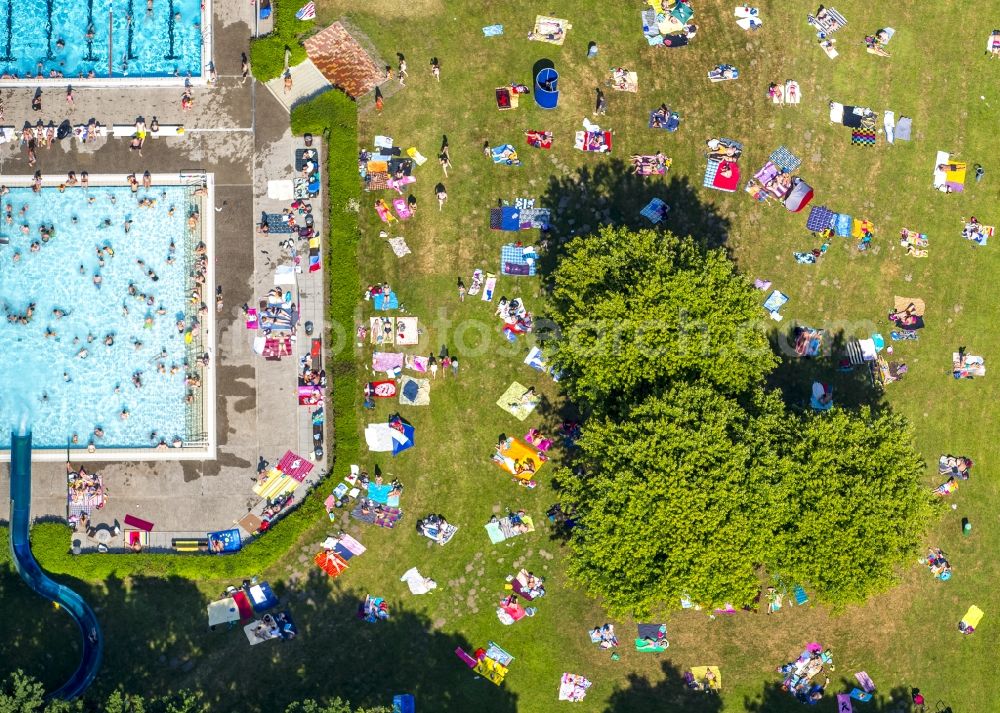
(248, 0), (312, 83)
(0, 91), (360, 583)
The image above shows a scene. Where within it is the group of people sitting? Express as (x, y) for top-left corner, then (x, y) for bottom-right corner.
(589, 623), (619, 649)
(921, 546), (952, 580)
(939, 454), (973, 479)
(777, 644), (832, 704)
(629, 152), (669, 175)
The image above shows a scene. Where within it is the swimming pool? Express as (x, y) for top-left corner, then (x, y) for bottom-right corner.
(0, 181), (207, 451)
(0, 0), (205, 80)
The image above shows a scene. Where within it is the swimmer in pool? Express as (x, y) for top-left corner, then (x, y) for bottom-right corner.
(93, 427), (104, 438)
(132, 372), (143, 388)
(45, 327), (56, 338)
(63, 372), (71, 382)
(124, 219), (132, 233)
(77, 348), (88, 358)
(104, 334), (114, 346)
(120, 409), (129, 420)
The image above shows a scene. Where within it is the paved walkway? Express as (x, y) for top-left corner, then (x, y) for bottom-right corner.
(263, 60), (331, 114)
(0, 0), (330, 545)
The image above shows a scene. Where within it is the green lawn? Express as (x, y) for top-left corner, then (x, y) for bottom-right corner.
(4, 0), (1000, 711)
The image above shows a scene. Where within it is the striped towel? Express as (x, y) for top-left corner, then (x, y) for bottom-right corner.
(295, 1), (316, 20)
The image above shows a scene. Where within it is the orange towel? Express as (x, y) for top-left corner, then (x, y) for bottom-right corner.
(314, 551), (349, 577)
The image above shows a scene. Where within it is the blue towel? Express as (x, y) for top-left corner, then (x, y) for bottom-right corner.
(763, 290), (789, 313)
(500, 243), (536, 276)
(482, 24), (504, 37)
(834, 213), (852, 237)
(368, 482), (392, 505)
(373, 291), (398, 311)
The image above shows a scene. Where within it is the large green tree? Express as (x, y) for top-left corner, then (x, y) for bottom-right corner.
(556, 385), (789, 614)
(551, 226), (932, 614)
(549, 226), (777, 412)
(769, 407), (933, 605)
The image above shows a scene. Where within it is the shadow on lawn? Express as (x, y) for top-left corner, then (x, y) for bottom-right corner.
(536, 159), (732, 285)
(766, 327), (889, 413)
(604, 659), (723, 713)
(744, 680), (927, 713)
(2, 564), (520, 712)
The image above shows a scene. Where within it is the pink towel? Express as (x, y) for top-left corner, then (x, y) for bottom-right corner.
(245, 308), (258, 329)
(393, 198), (413, 220)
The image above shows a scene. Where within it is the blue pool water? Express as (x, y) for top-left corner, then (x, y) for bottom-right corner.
(0, 0), (203, 79)
(0, 184), (201, 449)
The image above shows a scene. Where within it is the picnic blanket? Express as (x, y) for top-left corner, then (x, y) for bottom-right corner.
(491, 144), (521, 166)
(558, 673), (592, 702)
(497, 381), (539, 420)
(635, 623), (669, 652)
(704, 158), (740, 192)
(525, 130), (553, 149)
(934, 150), (966, 192)
(852, 129), (877, 146)
(641, 197), (669, 224)
(372, 351), (405, 373)
(419, 522), (458, 545)
(398, 375), (430, 406)
(351, 500), (402, 527)
(648, 109), (681, 131)
(610, 68), (638, 92)
(483, 24), (503, 37)
(491, 206), (551, 231)
(530, 15), (570, 45)
(806, 205), (836, 232)
(501, 244), (538, 276)
(808, 6), (847, 35)
(895, 116), (912, 140)
(963, 223), (994, 246)
(763, 290), (789, 320)
(262, 212), (296, 234)
(632, 155), (672, 175)
(485, 514), (535, 544)
(770, 146), (802, 172)
(954, 353), (986, 378)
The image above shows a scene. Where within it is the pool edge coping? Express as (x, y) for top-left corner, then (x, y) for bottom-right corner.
(0, 171), (217, 463)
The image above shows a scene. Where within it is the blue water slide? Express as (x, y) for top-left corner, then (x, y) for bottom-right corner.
(8, 430), (103, 700)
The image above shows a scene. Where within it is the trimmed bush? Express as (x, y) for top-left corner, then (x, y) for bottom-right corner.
(0, 90), (360, 583)
(249, 0), (312, 83)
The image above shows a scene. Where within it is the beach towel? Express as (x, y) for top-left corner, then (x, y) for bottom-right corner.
(558, 673), (592, 702)
(393, 198), (413, 220)
(485, 514), (535, 544)
(736, 16), (762, 30)
(483, 24), (503, 37)
(469, 269), (484, 295)
(496, 87), (517, 110)
(832, 213), (852, 237)
(395, 316), (418, 345)
(852, 129), (876, 146)
(837, 694), (853, 712)
(387, 236), (411, 258)
(398, 376), (430, 406)
(808, 6), (847, 34)
(635, 623), (669, 651)
(497, 381), (539, 420)
(525, 129), (553, 148)
(963, 223), (994, 246)
(641, 197), (669, 224)
(688, 666), (722, 691)
(491, 144), (521, 166)
(884, 111), (895, 144)
(370, 316), (394, 346)
(375, 199), (397, 224)
(990, 30), (1000, 55)
(530, 15), (570, 45)
(492, 438), (543, 479)
(405, 355), (429, 373)
(482, 273), (497, 301)
(315, 550), (349, 577)
(574, 129), (612, 152)
(763, 290), (788, 320)
(632, 155), (672, 176)
(610, 68), (638, 92)
(253, 471), (298, 500)
(400, 567), (437, 594)
(961, 605), (984, 632)
(783, 80), (801, 104)
(262, 213), (295, 234)
(373, 291), (398, 311)
(895, 116), (911, 140)
(419, 521), (458, 545)
(708, 64), (739, 81)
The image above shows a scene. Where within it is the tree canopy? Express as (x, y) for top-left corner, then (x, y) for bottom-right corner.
(549, 226), (777, 413)
(0, 671), (388, 713)
(551, 226), (932, 614)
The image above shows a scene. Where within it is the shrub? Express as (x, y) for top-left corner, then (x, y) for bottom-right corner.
(249, 0), (312, 83)
(0, 91), (361, 584)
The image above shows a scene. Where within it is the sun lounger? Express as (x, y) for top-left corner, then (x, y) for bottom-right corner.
(151, 125), (184, 138)
(112, 124), (140, 137)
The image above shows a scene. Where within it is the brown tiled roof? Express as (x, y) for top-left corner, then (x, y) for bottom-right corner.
(304, 22), (383, 99)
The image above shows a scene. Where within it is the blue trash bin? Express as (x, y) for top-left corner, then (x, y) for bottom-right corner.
(534, 67), (559, 109)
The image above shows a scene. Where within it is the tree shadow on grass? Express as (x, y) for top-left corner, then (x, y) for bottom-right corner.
(537, 160), (732, 286)
(604, 659), (724, 713)
(745, 680), (924, 713)
(765, 327), (890, 413)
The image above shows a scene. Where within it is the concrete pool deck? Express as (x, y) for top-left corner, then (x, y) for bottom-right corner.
(0, 0), (331, 535)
